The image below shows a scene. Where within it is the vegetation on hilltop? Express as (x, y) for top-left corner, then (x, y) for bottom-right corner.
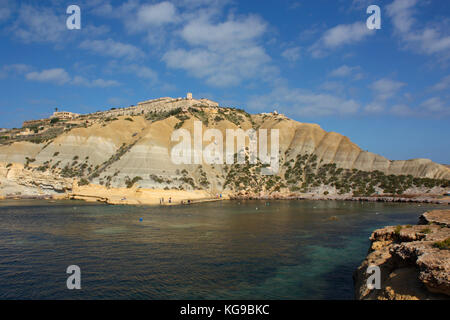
(146, 107), (184, 122)
(0, 117), (89, 145)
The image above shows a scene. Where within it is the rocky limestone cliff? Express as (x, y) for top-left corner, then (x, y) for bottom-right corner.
(0, 162), (73, 197)
(0, 97), (449, 198)
(354, 210), (450, 300)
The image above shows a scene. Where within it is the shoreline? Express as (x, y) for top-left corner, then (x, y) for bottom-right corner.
(230, 194), (450, 205)
(0, 194), (225, 206)
(1, 191), (449, 206)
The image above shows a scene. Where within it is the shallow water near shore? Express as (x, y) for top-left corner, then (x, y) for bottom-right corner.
(0, 199), (447, 299)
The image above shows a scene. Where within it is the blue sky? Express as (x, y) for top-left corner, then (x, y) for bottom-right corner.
(0, 0), (449, 163)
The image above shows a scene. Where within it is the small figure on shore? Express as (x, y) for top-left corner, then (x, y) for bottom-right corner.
(168, 197), (172, 204)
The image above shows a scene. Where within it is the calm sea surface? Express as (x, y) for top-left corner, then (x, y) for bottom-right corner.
(0, 199), (446, 300)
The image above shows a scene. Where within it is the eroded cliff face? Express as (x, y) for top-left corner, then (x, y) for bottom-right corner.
(0, 162), (73, 198)
(0, 100), (449, 198)
(354, 210), (450, 300)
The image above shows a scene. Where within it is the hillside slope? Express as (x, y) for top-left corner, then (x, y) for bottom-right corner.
(0, 98), (449, 199)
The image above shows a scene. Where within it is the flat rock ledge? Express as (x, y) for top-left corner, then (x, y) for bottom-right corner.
(353, 210), (450, 300)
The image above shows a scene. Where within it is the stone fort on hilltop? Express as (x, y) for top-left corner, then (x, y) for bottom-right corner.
(99, 93), (219, 118)
(23, 93), (219, 127)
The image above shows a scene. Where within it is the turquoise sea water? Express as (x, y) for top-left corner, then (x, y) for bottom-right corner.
(0, 199), (446, 300)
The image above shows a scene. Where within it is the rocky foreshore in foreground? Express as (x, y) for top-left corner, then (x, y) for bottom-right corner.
(353, 209), (450, 300)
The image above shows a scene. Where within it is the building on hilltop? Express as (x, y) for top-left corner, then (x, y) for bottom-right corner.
(80, 94), (221, 120)
(51, 111), (80, 120)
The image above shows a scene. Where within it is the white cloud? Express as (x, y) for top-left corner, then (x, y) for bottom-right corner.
(26, 68), (71, 85)
(386, 98), (449, 117)
(81, 24), (111, 38)
(177, 0), (229, 9)
(8, 2), (109, 45)
(89, 0), (139, 18)
(134, 66), (158, 81)
(0, 8), (10, 22)
(86, 1), (271, 86)
(409, 29), (450, 55)
(11, 4), (66, 43)
(281, 47), (301, 62)
(25, 68), (119, 87)
(3, 64), (31, 74)
(329, 65), (360, 78)
(72, 76), (120, 88)
(322, 23), (372, 47)
(386, 0), (418, 34)
(365, 78), (407, 114)
(0, 0), (12, 23)
(247, 86), (360, 117)
(350, 0), (373, 10)
(137, 2), (177, 27)
(387, 0), (450, 58)
(180, 14), (267, 47)
(164, 46), (272, 87)
(90, 1), (178, 42)
(420, 97), (448, 114)
(390, 104), (416, 116)
(432, 75), (450, 91)
(364, 103), (384, 113)
(310, 22), (375, 57)
(163, 14), (274, 87)
(79, 39), (145, 60)
(371, 78), (406, 100)
(106, 61), (159, 83)
(0, 64), (31, 79)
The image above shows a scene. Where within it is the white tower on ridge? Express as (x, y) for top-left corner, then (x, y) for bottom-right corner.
(187, 92), (193, 100)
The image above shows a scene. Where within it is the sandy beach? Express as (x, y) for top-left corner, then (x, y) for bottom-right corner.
(67, 183), (229, 205)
